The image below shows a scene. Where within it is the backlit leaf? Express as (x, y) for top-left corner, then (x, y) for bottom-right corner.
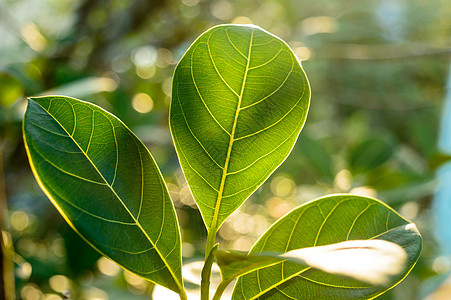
(23, 96), (185, 296)
(217, 239), (409, 287)
(170, 24), (310, 233)
(232, 194), (422, 299)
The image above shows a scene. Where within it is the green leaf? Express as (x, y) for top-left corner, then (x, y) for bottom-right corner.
(170, 24), (310, 233)
(232, 194), (422, 299)
(23, 96), (185, 296)
(217, 240), (410, 287)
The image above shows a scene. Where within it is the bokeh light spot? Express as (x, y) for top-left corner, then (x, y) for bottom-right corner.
(162, 77), (172, 96)
(132, 46), (157, 67)
(294, 46), (312, 61)
(49, 275), (70, 293)
(232, 16), (253, 24)
(182, 0), (199, 6)
(334, 169), (352, 191)
(97, 257), (120, 277)
(432, 256), (450, 274)
(301, 16), (338, 36)
(44, 294), (61, 300)
(349, 186), (377, 198)
(84, 287), (108, 300)
(266, 197), (292, 219)
(21, 284), (42, 300)
(211, 1), (233, 20)
(11, 211), (29, 231)
(132, 93), (154, 114)
(400, 201), (420, 220)
(182, 242), (194, 258)
(271, 175), (296, 197)
(156, 48), (174, 68)
(136, 64), (156, 79)
(21, 23), (47, 52)
(17, 262), (32, 280)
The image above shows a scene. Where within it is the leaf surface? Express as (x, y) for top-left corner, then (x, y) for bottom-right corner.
(23, 96), (185, 295)
(170, 24), (310, 232)
(232, 194), (422, 299)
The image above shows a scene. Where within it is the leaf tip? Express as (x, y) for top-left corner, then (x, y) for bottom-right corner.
(405, 223), (420, 236)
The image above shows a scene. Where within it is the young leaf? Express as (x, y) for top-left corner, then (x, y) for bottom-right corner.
(170, 24), (310, 233)
(216, 239), (409, 287)
(231, 194), (422, 299)
(23, 96), (186, 297)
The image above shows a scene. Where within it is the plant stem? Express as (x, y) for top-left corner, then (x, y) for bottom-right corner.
(201, 231), (218, 300)
(212, 280), (232, 300)
(179, 291), (188, 300)
(205, 229), (217, 260)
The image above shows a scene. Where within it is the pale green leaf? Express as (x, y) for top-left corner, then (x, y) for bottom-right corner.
(232, 194), (422, 299)
(170, 24), (310, 233)
(23, 96), (185, 296)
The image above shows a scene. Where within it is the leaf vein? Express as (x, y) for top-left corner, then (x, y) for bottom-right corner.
(248, 267), (312, 300)
(248, 48), (284, 70)
(225, 28), (247, 59)
(207, 34), (240, 97)
(109, 117), (119, 186)
(86, 110), (95, 153)
(190, 45), (232, 136)
(240, 57), (295, 110)
(314, 200), (349, 246)
(226, 119), (300, 175)
(234, 74), (306, 141)
(135, 138), (145, 220)
(175, 86), (225, 169)
(346, 203), (373, 240)
(297, 275), (369, 289)
(32, 140), (105, 185)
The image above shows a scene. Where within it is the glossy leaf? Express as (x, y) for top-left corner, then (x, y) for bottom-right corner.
(23, 96), (185, 296)
(170, 24), (310, 232)
(232, 194), (422, 299)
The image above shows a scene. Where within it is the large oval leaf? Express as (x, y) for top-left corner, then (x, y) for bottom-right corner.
(23, 96), (185, 296)
(232, 194), (422, 299)
(170, 24), (310, 233)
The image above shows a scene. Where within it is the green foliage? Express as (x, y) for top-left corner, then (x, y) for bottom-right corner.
(230, 195), (421, 299)
(23, 96), (185, 296)
(170, 24), (310, 234)
(22, 25), (422, 299)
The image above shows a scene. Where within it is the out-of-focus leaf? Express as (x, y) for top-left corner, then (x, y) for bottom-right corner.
(40, 77), (117, 98)
(232, 194), (422, 299)
(217, 239), (409, 287)
(170, 24), (310, 233)
(349, 137), (395, 173)
(299, 135), (334, 181)
(0, 73), (23, 107)
(23, 96), (185, 296)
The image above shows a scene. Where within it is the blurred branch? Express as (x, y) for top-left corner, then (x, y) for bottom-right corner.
(0, 136), (15, 300)
(86, 0), (168, 68)
(38, 76), (117, 98)
(328, 88), (440, 111)
(312, 39), (451, 61)
(53, 0), (170, 69)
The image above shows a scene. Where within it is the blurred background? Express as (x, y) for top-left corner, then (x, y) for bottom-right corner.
(1, 0), (451, 299)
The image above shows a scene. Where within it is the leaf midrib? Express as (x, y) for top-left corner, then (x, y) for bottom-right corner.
(209, 28), (254, 232)
(33, 100), (184, 294)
